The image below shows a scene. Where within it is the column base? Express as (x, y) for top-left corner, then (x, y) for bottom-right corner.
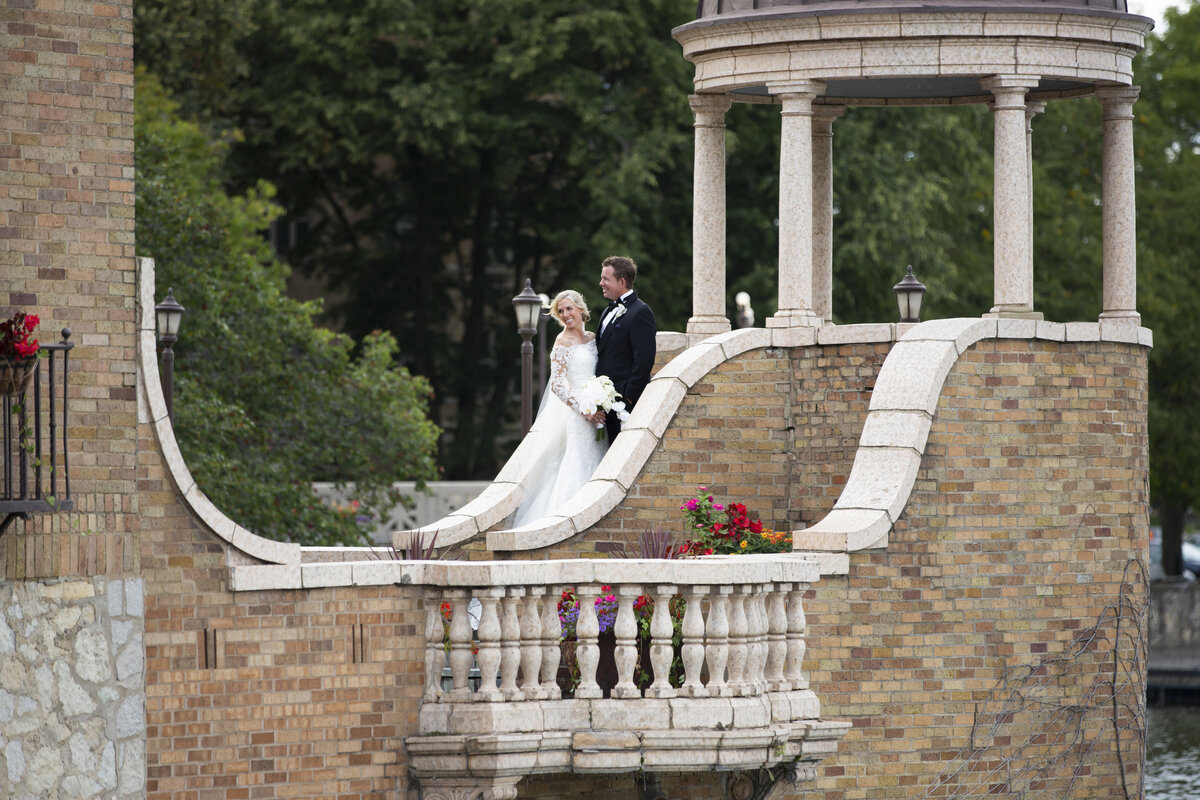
(766, 311), (823, 329)
(983, 307), (1044, 320)
(1099, 310), (1141, 325)
(686, 316), (732, 336)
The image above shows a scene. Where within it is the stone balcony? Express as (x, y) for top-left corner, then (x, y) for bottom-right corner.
(395, 556), (848, 798)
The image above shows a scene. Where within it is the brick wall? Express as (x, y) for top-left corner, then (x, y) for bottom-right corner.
(801, 339), (1148, 799)
(1, 0), (138, 580)
(139, 424), (425, 799)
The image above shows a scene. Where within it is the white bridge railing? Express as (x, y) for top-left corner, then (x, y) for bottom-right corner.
(425, 560), (814, 705)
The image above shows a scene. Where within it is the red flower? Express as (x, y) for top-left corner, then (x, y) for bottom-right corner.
(750, 520), (764, 534)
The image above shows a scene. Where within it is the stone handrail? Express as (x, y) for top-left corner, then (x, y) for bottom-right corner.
(421, 554), (818, 711)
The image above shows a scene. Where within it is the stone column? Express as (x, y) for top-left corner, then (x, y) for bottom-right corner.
(982, 76), (1040, 318)
(1096, 86), (1141, 324)
(768, 81), (825, 329)
(812, 105), (845, 323)
(688, 93), (734, 336)
(1025, 101), (1046, 279)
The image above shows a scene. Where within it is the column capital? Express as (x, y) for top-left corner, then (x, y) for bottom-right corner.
(769, 80), (825, 104)
(1096, 85), (1141, 119)
(689, 92), (733, 124)
(981, 75), (1041, 110)
(813, 104), (847, 129)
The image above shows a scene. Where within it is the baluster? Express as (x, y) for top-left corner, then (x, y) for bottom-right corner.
(540, 589), (563, 699)
(765, 583), (789, 691)
(727, 587), (749, 695)
(574, 584), (603, 699)
(446, 589), (474, 701)
(475, 588), (503, 701)
(706, 587), (731, 696)
(748, 587), (769, 693)
(520, 587), (545, 699)
(646, 584), (678, 698)
(423, 590), (446, 702)
(784, 584), (809, 690)
(499, 588), (523, 700)
(679, 586), (708, 698)
(612, 585), (641, 698)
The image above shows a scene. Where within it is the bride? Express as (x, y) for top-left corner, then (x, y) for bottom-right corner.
(512, 290), (609, 527)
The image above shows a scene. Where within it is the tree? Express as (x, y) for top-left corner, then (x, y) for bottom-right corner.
(135, 69), (440, 546)
(136, 0), (699, 478)
(1133, 3), (1200, 575)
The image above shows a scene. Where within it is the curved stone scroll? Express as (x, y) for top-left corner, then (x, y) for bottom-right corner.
(793, 316), (1152, 555)
(137, 258), (300, 577)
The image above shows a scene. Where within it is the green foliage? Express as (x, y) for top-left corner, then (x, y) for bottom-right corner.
(136, 0), (697, 478)
(1134, 3), (1200, 566)
(135, 69), (440, 545)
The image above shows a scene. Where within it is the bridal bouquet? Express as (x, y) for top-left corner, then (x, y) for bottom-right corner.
(577, 375), (629, 440)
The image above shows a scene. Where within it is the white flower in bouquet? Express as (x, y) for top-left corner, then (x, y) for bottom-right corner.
(577, 375), (630, 439)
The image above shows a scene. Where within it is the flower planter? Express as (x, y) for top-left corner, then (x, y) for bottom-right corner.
(0, 356), (36, 398)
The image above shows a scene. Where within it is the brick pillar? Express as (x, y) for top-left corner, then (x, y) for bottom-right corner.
(1, 2), (137, 578)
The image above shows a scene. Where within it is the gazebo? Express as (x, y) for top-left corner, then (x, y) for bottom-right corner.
(673, 0), (1151, 335)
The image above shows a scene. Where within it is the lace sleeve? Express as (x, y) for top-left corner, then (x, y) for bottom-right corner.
(549, 346), (583, 414)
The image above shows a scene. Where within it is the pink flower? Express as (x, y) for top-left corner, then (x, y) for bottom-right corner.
(713, 504), (724, 511)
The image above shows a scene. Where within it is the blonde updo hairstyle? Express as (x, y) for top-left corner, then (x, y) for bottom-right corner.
(548, 289), (591, 325)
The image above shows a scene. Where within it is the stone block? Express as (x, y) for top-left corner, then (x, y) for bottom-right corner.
(624, 379), (687, 438)
(870, 339), (960, 415)
(1065, 321), (1102, 342)
(301, 562), (351, 588)
(668, 697), (732, 730)
(653, 341), (728, 389)
(590, 428), (659, 491)
(540, 699), (591, 731)
(590, 698), (671, 731)
(833, 447), (922, 524)
(858, 409), (932, 451)
(817, 323), (894, 346)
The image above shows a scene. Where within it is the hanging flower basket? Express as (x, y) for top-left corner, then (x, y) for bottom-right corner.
(0, 355), (36, 398)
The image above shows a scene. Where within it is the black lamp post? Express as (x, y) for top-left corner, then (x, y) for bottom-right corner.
(512, 279), (541, 437)
(893, 265), (927, 324)
(155, 288), (185, 418)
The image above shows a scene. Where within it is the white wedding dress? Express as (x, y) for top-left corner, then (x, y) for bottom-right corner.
(512, 339), (608, 527)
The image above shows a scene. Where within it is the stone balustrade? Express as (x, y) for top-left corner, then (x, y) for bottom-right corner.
(404, 555), (849, 794)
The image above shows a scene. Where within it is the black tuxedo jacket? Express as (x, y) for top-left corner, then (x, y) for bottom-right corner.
(595, 291), (656, 442)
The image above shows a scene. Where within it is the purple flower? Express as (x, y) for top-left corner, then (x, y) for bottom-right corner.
(685, 499), (699, 511)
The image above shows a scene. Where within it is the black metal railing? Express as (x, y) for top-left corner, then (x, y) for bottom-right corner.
(1, 329), (74, 534)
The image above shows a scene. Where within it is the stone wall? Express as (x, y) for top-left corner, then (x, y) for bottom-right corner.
(0, 577), (145, 799)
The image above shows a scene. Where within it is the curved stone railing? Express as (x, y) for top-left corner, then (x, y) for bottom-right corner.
(402, 323), (910, 554)
(794, 316), (1152, 555)
(136, 258), (300, 568)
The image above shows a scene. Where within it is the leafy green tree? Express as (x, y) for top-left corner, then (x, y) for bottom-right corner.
(136, 0), (698, 478)
(135, 69), (440, 546)
(1133, 2), (1200, 575)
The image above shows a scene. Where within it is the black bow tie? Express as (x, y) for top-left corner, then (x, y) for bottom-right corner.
(606, 300), (620, 311)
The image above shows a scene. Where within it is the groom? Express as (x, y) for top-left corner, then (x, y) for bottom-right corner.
(594, 255), (657, 444)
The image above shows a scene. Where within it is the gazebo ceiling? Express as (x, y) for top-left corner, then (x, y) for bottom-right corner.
(735, 75), (1092, 101)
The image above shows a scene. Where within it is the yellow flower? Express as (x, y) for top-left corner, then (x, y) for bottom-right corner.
(739, 540), (748, 549)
